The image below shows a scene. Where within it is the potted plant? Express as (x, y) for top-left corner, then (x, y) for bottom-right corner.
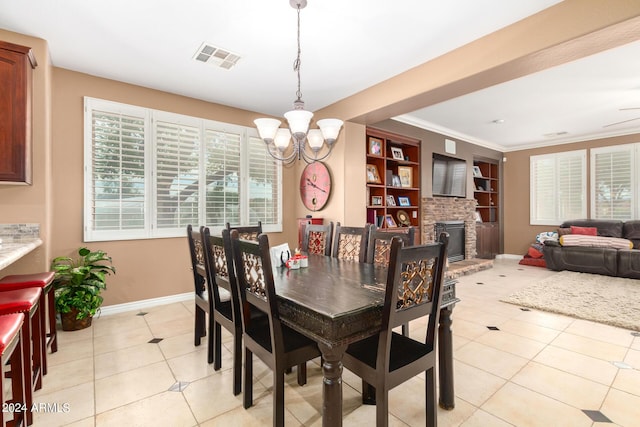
(51, 247), (116, 331)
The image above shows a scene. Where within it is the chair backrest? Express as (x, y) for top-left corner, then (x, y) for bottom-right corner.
(380, 232), (448, 364)
(226, 221), (262, 241)
(302, 221), (334, 256)
(366, 226), (416, 266)
(201, 227), (242, 324)
(332, 222), (371, 262)
(230, 230), (283, 354)
(186, 225), (208, 299)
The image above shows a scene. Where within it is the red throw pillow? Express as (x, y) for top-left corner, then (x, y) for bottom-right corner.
(527, 247), (544, 259)
(570, 225), (597, 236)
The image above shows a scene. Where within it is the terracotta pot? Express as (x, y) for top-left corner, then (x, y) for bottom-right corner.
(60, 309), (93, 331)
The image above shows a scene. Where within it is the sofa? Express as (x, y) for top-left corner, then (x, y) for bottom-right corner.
(543, 219), (640, 279)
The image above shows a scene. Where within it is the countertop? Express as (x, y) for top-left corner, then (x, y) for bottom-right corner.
(0, 238), (43, 270)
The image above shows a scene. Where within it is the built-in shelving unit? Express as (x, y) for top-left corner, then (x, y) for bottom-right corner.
(473, 159), (499, 258)
(365, 128), (421, 241)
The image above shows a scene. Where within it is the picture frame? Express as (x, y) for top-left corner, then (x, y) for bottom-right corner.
(390, 146), (404, 160)
(474, 211), (483, 222)
(366, 164), (381, 183)
(368, 137), (383, 156)
(385, 214), (397, 228)
(397, 196), (410, 207)
(371, 195), (383, 206)
(397, 166), (412, 188)
(472, 166), (483, 177)
(386, 195), (396, 206)
(391, 174), (401, 187)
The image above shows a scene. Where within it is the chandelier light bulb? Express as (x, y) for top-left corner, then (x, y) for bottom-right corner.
(274, 128), (292, 151)
(254, 118), (281, 142)
(284, 109), (313, 139)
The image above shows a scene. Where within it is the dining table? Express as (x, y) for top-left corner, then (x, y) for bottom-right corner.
(271, 254), (459, 427)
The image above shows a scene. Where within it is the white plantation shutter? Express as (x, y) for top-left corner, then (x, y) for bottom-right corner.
(530, 150), (586, 225)
(84, 97), (282, 241)
(154, 119), (201, 233)
(247, 135), (280, 225)
(85, 102), (148, 241)
(204, 128), (242, 227)
(591, 144), (637, 220)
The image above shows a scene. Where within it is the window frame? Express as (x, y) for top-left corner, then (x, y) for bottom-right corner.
(530, 149), (587, 226)
(84, 97), (282, 242)
(590, 143), (639, 220)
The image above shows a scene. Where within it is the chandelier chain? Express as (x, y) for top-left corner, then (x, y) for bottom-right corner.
(294, 4), (302, 103)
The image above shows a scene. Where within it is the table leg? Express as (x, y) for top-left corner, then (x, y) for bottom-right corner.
(317, 342), (348, 427)
(438, 305), (455, 409)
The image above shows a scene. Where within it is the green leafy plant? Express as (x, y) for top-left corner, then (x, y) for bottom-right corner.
(51, 247), (116, 320)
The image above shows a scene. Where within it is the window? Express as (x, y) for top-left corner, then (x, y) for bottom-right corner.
(84, 97), (282, 241)
(530, 150), (586, 225)
(591, 144), (638, 220)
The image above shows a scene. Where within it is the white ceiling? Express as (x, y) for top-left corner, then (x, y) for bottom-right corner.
(1, 0), (639, 151)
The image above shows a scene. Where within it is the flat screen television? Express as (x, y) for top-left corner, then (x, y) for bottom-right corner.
(432, 154), (466, 197)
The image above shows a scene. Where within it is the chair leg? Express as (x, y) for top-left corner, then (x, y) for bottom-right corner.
(213, 321), (222, 370)
(32, 305), (43, 391)
(243, 348), (253, 409)
(47, 286), (58, 353)
(207, 316), (214, 365)
(362, 380), (376, 405)
(274, 370), (285, 427)
(296, 363), (307, 386)
(401, 322), (409, 336)
(233, 329), (242, 396)
(194, 306), (205, 346)
(375, 387), (389, 427)
(425, 367), (437, 427)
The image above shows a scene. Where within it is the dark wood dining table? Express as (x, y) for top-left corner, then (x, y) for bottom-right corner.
(271, 254), (459, 427)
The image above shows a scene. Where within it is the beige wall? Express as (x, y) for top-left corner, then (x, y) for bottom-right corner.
(504, 133), (640, 256)
(50, 68), (311, 306)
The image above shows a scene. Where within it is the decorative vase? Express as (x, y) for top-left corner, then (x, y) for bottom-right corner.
(60, 309), (93, 331)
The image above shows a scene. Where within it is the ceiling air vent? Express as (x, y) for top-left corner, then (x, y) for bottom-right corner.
(193, 42), (241, 70)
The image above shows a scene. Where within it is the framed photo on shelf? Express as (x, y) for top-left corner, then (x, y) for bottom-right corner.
(472, 166), (483, 177)
(474, 211), (483, 222)
(391, 174), (402, 187)
(366, 164), (382, 183)
(385, 214), (397, 228)
(386, 195), (396, 206)
(368, 137), (383, 156)
(390, 146), (404, 160)
(397, 196), (410, 207)
(371, 195), (383, 206)
(397, 166), (412, 188)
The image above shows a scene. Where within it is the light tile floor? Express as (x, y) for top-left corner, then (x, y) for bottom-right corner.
(30, 259), (640, 426)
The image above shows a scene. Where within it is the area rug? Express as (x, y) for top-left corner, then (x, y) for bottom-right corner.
(501, 270), (640, 331)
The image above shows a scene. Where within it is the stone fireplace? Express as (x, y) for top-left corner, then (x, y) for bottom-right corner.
(422, 197), (477, 261)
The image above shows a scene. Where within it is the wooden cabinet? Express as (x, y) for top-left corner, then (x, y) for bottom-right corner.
(0, 41), (37, 185)
(473, 159), (499, 258)
(297, 217), (323, 249)
(476, 223), (499, 259)
(365, 128), (421, 241)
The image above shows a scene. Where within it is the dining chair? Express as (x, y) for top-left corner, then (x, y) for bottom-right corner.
(201, 227), (244, 395)
(230, 230), (321, 427)
(332, 222), (371, 262)
(342, 232), (449, 427)
(366, 226), (415, 266)
(226, 221), (262, 241)
(186, 224), (214, 362)
(302, 221), (334, 256)
(366, 226), (416, 336)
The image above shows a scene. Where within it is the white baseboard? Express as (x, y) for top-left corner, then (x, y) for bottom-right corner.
(496, 254), (523, 260)
(99, 292), (193, 316)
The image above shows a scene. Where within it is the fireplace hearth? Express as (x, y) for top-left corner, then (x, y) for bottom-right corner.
(421, 197), (477, 260)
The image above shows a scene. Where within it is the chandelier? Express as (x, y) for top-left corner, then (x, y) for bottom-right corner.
(254, 0), (343, 164)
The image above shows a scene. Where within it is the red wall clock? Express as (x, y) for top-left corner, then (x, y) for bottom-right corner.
(300, 161), (332, 211)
